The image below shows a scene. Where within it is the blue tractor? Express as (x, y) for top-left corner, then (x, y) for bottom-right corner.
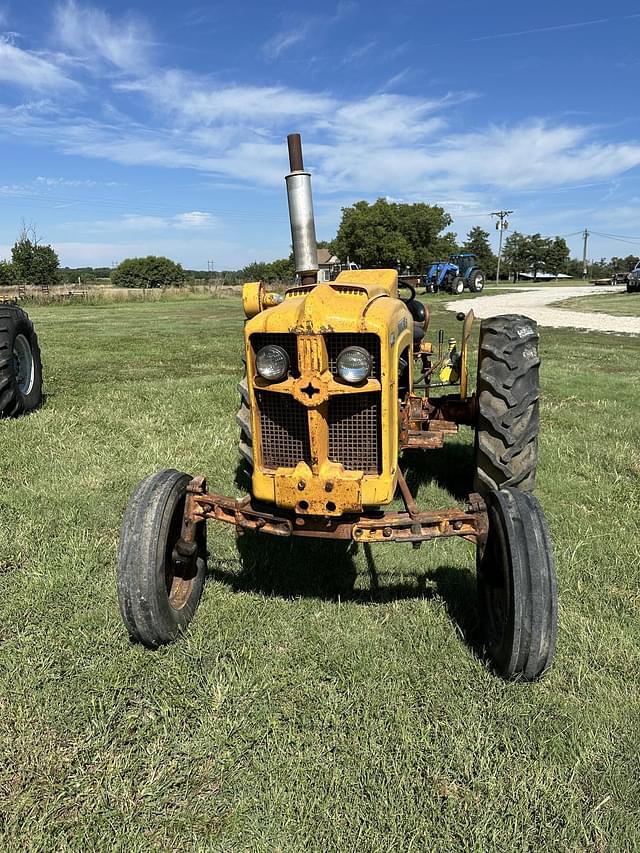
(425, 252), (485, 295)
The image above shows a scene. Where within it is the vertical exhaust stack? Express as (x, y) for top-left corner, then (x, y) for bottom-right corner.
(285, 133), (318, 286)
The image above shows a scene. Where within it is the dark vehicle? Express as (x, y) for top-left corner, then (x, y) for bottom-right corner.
(0, 303), (43, 417)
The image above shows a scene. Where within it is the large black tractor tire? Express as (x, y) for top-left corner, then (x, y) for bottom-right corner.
(0, 305), (43, 417)
(469, 270), (485, 292)
(237, 357), (254, 472)
(450, 276), (465, 295)
(117, 469), (207, 648)
(477, 487), (557, 680)
(474, 315), (539, 496)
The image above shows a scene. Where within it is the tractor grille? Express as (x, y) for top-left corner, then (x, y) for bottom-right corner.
(256, 390), (311, 469)
(250, 333), (299, 377)
(328, 392), (381, 474)
(325, 333), (381, 380)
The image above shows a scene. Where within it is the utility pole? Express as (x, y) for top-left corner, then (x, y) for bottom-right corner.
(582, 228), (589, 279)
(491, 210), (513, 283)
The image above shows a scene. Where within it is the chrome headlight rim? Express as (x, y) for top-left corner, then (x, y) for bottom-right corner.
(255, 344), (290, 381)
(336, 345), (372, 384)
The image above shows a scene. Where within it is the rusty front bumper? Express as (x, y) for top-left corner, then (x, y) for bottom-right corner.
(180, 475), (488, 546)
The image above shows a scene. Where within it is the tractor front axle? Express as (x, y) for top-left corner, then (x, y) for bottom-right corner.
(176, 474), (488, 547)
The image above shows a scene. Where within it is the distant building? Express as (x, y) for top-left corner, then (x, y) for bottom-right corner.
(317, 248), (340, 282)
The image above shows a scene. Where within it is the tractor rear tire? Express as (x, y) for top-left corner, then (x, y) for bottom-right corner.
(451, 277), (464, 295)
(237, 357), (254, 472)
(474, 315), (539, 495)
(117, 469), (207, 647)
(0, 306), (43, 417)
(477, 487), (557, 680)
(469, 271), (485, 292)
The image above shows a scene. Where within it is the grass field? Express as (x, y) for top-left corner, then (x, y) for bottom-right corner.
(554, 290), (640, 317)
(1, 296), (639, 852)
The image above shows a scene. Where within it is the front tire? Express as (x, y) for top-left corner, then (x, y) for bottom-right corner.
(117, 469), (207, 647)
(0, 306), (43, 417)
(451, 276), (464, 295)
(477, 487), (557, 680)
(474, 315), (540, 495)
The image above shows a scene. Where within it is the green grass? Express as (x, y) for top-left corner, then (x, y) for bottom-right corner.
(1, 297), (639, 852)
(553, 290), (640, 317)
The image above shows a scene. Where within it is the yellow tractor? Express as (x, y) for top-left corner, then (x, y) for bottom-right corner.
(117, 135), (557, 680)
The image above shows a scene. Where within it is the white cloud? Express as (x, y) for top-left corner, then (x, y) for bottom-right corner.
(174, 211), (214, 228)
(1, 6), (640, 229)
(0, 37), (76, 89)
(116, 71), (336, 124)
(54, 0), (152, 71)
(263, 22), (311, 59)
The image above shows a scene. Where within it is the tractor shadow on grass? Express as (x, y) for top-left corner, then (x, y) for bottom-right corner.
(211, 459), (483, 658)
(401, 442), (475, 502)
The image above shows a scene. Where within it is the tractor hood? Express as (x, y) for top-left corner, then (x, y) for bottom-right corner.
(244, 270), (407, 339)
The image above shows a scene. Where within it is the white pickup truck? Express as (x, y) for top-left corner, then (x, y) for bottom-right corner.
(627, 262), (640, 293)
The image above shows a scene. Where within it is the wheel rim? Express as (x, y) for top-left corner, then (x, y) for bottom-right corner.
(13, 334), (35, 395)
(164, 496), (197, 611)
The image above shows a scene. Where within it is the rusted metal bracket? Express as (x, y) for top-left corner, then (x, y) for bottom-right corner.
(183, 477), (488, 546)
(172, 475), (207, 568)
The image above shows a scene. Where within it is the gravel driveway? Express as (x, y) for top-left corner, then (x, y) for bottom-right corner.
(447, 285), (639, 334)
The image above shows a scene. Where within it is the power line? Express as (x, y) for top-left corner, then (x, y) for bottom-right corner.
(590, 230), (640, 246)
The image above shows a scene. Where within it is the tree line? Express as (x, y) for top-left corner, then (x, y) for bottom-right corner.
(2, 207), (638, 289)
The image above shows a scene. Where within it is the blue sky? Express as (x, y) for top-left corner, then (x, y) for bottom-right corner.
(1, 0), (640, 269)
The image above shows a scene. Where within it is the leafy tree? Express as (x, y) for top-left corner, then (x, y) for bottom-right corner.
(0, 261), (16, 285)
(502, 232), (528, 280)
(545, 237), (570, 275)
(462, 226), (497, 278)
(611, 255), (639, 272)
(10, 224), (60, 285)
(332, 198), (454, 272)
(522, 233), (551, 279)
(112, 256), (184, 288)
(240, 257), (295, 283)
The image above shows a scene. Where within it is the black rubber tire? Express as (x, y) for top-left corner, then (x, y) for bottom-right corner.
(0, 306), (43, 417)
(469, 270), (485, 292)
(451, 276), (464, 294)
(117, 469), (207, 647)
(477, 487), (557, 680)
(474, 314), (540, 495)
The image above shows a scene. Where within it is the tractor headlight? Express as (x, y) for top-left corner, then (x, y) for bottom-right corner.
(255, 345), (289, 381)
(336, 346), (371, 384)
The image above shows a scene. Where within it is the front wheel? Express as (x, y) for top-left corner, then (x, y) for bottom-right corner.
(451, 276), (464, 294)
(117, 469), (207, 647)
(477, 487), (557, 680)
